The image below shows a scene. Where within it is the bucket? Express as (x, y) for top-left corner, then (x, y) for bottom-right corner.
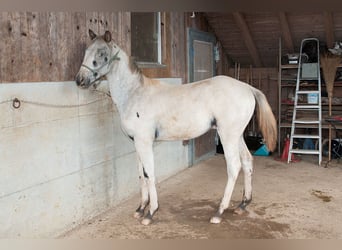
(253, 144), (270, 156)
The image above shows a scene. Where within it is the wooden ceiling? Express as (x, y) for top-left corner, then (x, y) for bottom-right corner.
(203, 12), (342, 68)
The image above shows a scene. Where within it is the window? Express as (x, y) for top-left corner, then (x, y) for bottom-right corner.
(131, 12), (162, 66)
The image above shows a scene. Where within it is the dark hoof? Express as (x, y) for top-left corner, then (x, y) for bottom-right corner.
(234, 198), (251, 215)
(134, 210), (144, 219)
(134, 205), (145, 219)
(233, 206), (247, 215)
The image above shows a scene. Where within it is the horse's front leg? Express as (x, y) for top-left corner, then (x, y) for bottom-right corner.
(133, 159), (150, 219)
(134, 138), (159, 225)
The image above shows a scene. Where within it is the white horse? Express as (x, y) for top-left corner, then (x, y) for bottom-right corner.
(76, 30), (277, 225)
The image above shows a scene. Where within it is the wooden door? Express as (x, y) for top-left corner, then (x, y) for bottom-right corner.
(187, 28), (217, 165)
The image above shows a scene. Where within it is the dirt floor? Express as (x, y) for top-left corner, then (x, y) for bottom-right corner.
(61, 154), (342, 239)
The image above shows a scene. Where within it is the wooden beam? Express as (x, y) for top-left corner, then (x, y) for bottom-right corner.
(278, 12), (294, 52)
(323, 11), (335, 48)
(232, 12), (262, 67)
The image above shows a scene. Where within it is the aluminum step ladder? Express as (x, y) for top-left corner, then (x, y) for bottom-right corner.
(288, 38), (322, 165)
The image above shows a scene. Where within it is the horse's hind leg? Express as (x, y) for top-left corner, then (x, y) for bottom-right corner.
(210, 135), (242, 224)
(134, 138), (159, 225)
(234, 138), (253, 215)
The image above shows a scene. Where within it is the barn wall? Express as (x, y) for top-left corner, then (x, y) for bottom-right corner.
(0, 12), (188, 83)
(0, 12), (131, 83)
(0, 79), (188, 237)
(227, 67), (278, 109)
(0, 12), (193, 237)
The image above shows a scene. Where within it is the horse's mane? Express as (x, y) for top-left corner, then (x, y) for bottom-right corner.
(128, 56), (159, 86)
(128, 56), (144, 84)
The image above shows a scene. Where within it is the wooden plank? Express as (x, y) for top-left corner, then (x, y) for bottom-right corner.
(278, 12), (294, 52)
(56, 12), (71, 81)
(20, 12), (41, 82)
(119, 12), (131, 55)
(86, 12), (99, 36)
(73, 12), (87, 80)
(0, 12), (21, 83)
(38, 12), (51, 82)
(110, 12), (120, 42)
(19, 12), (29, 81)
(170, 12), (186, 80)
(232, 12), (262, 67)
(323, 11), (335, 48)
(46, 12), (58, 81)
(98, 12), (115, 35)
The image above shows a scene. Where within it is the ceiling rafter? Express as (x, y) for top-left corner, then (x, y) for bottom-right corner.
(278, 12), (294, 52)
(232, 12), (262, 67)
(323, 11), (335, 48)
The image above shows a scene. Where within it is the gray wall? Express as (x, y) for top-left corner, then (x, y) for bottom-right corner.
(0, 79), (189, 237)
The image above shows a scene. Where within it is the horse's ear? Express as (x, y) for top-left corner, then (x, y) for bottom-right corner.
(89, 29), (97, 40)
(103, 31), (112, 43)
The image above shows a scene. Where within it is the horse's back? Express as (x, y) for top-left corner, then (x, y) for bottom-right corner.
(181, 75), (256, 112)
(143, 75), (256, 140)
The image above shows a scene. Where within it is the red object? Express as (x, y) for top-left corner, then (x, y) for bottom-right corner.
(281, 137), (291, 161)
(275, 137), (300, 162)
(333, 116), (342, 121)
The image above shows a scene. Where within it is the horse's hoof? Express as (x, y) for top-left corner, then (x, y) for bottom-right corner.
(233, 207), (247, 215)
(141, 217), (153, 226)
(210, 216), (222, 224)
(134, 211), (144, 219)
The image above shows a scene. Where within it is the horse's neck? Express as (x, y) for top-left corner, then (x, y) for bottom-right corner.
(106, 52), (142, 114)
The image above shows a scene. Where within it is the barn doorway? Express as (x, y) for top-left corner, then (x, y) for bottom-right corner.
(187, 28), (217, 165)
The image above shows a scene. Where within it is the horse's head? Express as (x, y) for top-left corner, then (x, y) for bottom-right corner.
(76, 29), (120, 89)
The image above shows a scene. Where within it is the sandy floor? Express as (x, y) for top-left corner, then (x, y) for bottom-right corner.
(61, 154), (342, 239)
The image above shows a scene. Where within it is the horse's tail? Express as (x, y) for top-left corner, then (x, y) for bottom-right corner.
(251, 87), (277, 152)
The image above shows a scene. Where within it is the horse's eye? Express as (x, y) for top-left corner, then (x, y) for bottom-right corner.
(93, 60), (97, 67)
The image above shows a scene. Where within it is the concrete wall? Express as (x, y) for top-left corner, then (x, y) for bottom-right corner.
(0, 79), (189, 237)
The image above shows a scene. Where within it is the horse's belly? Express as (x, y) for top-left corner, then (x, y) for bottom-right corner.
(157, 116), (212, 141)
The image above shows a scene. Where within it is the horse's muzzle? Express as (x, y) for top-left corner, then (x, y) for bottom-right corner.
(75, 72), (90, 89)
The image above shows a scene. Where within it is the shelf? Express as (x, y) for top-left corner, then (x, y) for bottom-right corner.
(281, 63), (342, 69)
(280, 79), (297, 82)
(281, 82), (342, 87)
(281, 64), (298, 69)
(279, 122), (342, 129)
(281, 103), (342, 106)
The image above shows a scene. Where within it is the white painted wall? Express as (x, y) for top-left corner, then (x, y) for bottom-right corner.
(0, 79), (189, 237)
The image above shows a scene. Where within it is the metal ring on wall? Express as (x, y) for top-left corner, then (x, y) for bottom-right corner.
(12, 98), (21, 109)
